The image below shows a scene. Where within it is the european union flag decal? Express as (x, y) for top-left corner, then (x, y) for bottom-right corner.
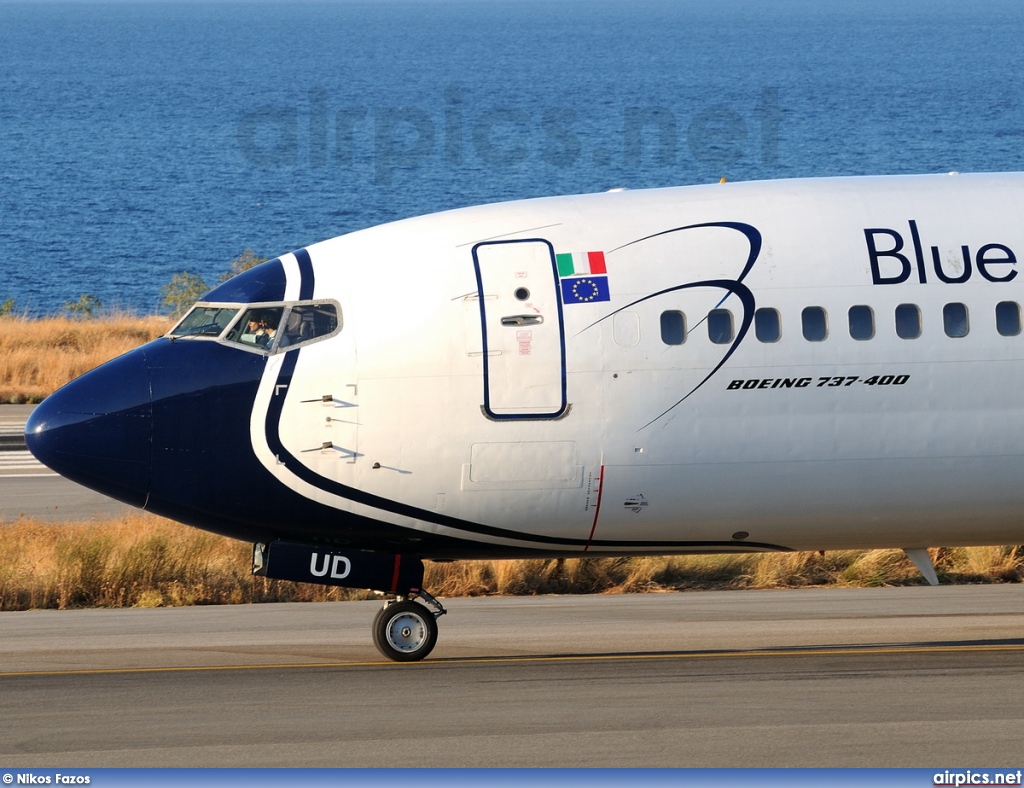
(561, 275), (610, 304)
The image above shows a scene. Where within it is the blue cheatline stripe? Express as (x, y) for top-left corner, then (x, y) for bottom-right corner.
(636, 279), (755, 428)
(293, 247), (315, 300)
(580, 278), (756, 429)
(581, 222), (763, 428)
(610, 220), (763, 282)
(261, 350), (788, 553)
(266, 229), (785, 552)
(261, 350), (578, 546)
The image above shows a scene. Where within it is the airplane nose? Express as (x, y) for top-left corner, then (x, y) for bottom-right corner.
(26, 346), (153, 508)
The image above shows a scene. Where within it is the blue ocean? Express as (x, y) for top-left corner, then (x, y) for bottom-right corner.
(2, 0), (1023, 314)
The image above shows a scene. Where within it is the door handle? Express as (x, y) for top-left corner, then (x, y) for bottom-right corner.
(501, 315), (544, 326)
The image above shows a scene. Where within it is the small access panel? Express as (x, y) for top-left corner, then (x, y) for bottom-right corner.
(472, 239), (568, 420)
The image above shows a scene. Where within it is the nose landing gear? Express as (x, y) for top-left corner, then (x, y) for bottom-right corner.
(253, 541), (447, 662)
(372, 589), (447, 662)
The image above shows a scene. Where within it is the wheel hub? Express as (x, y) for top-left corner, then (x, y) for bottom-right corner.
(372, 596), (444, 662)
(388, 612), (427, 652)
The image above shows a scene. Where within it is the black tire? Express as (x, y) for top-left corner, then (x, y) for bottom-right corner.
(372, 600), (438, 662)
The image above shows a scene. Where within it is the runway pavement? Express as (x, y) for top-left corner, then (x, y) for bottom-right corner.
(0, 405), (40, 473)
(1, 587), (1022, 767)
(3, 406), (1023, 766)
(0, 405), (134, 521)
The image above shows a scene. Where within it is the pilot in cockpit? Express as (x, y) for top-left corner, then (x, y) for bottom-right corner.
(256, 315), (277, 348)
(240, 314), (262, 344)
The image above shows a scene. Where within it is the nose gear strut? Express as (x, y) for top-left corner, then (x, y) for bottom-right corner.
(372, 588), (447, 662)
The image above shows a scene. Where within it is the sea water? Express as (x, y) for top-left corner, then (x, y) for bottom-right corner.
(1, 0), (1023, 314)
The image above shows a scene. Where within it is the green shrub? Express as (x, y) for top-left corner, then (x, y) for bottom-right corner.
(62, 294), (101, 318)
(160, 271), (209, 318)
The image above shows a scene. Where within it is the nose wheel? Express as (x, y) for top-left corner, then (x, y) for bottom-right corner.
(372, 590), (447, 662)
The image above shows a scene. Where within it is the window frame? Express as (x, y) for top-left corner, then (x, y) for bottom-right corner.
(660, 310), (686, 346)
(801, 306), (828, 342)
(848, 305), (874, 341)
(942, 302), (969, 338)
(996, 301), (1021, 337)
(707, 308), (734, 345)
(754, 307), (781, 343)
(895, 303), (922, 339)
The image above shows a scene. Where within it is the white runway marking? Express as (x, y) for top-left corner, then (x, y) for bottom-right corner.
(0, 419), (49, 474)
(0, 451), (52, 474)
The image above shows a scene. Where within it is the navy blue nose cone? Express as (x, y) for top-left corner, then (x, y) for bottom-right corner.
(26, 346), (153, 508)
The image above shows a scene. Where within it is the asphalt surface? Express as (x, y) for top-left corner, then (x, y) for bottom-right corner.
(1, 588), (1022, 767)
(3, 405), (1023, 766)
(0, 405), (135, 521)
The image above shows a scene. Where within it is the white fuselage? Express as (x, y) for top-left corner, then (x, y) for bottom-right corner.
(248, 173), (1024, 556)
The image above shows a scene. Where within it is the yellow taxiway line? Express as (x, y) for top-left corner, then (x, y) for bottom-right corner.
(2, 642), (1023, 678)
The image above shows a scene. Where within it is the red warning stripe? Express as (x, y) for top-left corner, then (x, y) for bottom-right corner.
(584, 465), (605, 552)
(390, 555), (402, 594)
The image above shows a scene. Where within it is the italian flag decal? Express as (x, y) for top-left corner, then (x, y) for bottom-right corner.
(556, 251), (607, 277)
(557, 250), (610, 304)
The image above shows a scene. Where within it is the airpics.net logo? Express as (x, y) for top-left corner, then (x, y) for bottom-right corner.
(934, 770), (1023, 786)
(235, 85), (784, 185)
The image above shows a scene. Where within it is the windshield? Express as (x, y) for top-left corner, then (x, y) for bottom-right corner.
(278, 303), (339, 348)
(168, 301), (341, 352)
(225, 306), (286, 349)
(170, 306), (239, 338)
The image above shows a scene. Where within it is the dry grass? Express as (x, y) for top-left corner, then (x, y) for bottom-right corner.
(0, 514), (1020, 611)
(4, 314), (1020, 606)
(0, 514), (373, 610)
(0, 314), (170, 403)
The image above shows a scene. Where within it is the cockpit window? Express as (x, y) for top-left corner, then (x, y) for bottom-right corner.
(167, 302), (338, 351)
(226, 307), (286, 349)
(278, 303), (339, 349)
(170, 306), (239, 338)
(224, 302), (340, 353)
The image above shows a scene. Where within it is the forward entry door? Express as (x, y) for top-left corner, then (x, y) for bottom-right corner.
(473, 239), (567, 420)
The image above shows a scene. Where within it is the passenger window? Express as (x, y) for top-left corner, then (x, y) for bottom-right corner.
(943, 302), (969, 338)
(660, 311), (685, 345)
(848, 305), (874, 340)
(801, 306), (827, 342)
(754, 308), (780, 342)
(996, 301), (1021, 336)
(280, 303), (341, 349)
(707, 309), (733, 344)
(227, 307), (285, 350)
(895, 304), (921, 339)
